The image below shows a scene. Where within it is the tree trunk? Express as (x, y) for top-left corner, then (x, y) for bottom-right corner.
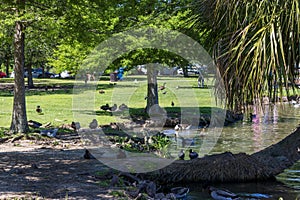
(26, 61), (34, 88)
(147, 126), (300, 184)
(5, 55), (10, 78)
(10, 16), (29, 133)
(146, 63), (159, 113)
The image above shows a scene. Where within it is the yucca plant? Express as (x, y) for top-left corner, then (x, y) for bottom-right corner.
(190, 0), (300, 111)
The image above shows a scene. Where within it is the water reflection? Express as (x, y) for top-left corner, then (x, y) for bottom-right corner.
(170, 103), (300, 199)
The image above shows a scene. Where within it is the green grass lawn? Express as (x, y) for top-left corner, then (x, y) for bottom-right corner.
(0, 75), (217, 129)
(1, 75), (298, 131)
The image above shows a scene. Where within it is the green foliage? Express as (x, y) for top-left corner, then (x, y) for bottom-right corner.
(0, 0), (195, 75)
(191, 0), (300, 110)
(48, 41), (87, 74)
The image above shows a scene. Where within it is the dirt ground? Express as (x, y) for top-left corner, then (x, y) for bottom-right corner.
(0, 134), (126, 200)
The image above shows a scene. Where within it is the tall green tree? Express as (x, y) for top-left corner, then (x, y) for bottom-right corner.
(10, 0), (29, 133)
(191, 0), (300, 110)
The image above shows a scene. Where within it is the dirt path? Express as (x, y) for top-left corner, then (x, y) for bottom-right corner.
(0, 138), (123, 199)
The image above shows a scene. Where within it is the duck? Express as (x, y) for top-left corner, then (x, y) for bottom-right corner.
(40, 128), (58, 138)
(208, 186), (271, 200)
(100, 103), (110, 111)
(171, 101), (175, 107)
(28, 120), (42, 128)
(89, 119), (98, 129)
(178, 149), (185, 160)
(71, 121), (81, 132)
(118, 103), (129, 112)
(36, 105), (43, 114)
(208, 186), (240, 200)
(159, 82), (166, 90)
(170, 187), (190, 199)
(110, 104), (118, 111)
(189, 149), (198, 160)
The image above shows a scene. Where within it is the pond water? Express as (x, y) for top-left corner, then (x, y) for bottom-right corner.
(168, 104), (300, 199)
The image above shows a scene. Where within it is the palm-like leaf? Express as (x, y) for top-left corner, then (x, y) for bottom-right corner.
(191, 0), (300, 110)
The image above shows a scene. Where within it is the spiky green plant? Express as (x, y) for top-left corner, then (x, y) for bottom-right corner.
(190, 0), (300, 110)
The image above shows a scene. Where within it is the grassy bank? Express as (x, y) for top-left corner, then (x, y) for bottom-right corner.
(0, 75), (216, 129)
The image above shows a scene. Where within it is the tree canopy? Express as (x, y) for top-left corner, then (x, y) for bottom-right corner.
(190, 0), (300, 110)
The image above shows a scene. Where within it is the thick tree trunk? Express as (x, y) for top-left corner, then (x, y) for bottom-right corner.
(10, 19), (29, 133)
(147, 126), (300, 184)
(146, 63), (159, 113)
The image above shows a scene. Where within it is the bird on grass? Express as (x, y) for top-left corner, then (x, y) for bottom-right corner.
(159, 82), (166, 90)
(36, 105), (43, 114)
(189, 149), (198, 160)
(178, 149), (185, 160)
(100, 103), (110, 111)
(99, 90), (105, 94)
(171, 101), (175, 107)
(110, 104), (117, 112)
(89, 119), (98, 129)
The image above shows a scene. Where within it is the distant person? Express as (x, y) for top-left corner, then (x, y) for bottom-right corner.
(198, 71), (204, 88)
(117, 67), (124, 81)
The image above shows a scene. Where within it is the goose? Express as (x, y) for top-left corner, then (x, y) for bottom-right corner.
(189, 149), (198, 160)
(99, 90), (105, 94)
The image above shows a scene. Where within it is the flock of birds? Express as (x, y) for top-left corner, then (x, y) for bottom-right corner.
(100, 103), (129, 113)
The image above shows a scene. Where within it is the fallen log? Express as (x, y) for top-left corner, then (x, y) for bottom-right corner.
(146, 126), (300, 183)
